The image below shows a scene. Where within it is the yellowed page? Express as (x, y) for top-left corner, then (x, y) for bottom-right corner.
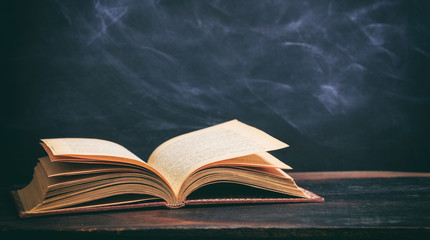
(38, 156), (141, 177)
(41, 138), (142, 162)
(208, 152), (292, 169)
(40, 138), (171, 188)
(147, 120), (289, 194)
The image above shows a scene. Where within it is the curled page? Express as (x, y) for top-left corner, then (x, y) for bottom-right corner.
(147, 120), (289, 194)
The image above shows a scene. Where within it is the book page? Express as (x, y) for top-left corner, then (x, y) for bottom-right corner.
(147, 120), (289, 194)
(41, 138), (142, 162)
(207, 152), (292, 169)
(40, 138), (170, 185)
(38, 156), (142, 177)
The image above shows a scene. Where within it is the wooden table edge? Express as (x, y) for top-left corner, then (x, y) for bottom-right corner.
(289, 171), (430, 181)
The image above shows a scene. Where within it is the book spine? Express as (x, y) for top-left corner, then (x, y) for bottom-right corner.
(165, 202), (186, 208)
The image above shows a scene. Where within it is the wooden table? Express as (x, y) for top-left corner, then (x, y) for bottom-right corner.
(1, 171), (429, 239)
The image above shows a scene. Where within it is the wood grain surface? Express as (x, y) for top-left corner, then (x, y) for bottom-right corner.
(1, 171), (429, 239)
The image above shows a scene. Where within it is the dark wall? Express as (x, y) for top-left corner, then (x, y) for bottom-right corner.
(2, 0), (429, 188)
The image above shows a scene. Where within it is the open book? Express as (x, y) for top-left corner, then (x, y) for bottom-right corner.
(12, 120), (323, 217)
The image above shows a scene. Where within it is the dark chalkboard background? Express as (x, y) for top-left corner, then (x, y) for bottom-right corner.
(1, 0), (429, 188)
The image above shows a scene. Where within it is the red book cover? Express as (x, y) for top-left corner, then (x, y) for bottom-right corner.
(11, 187), (323, 218)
